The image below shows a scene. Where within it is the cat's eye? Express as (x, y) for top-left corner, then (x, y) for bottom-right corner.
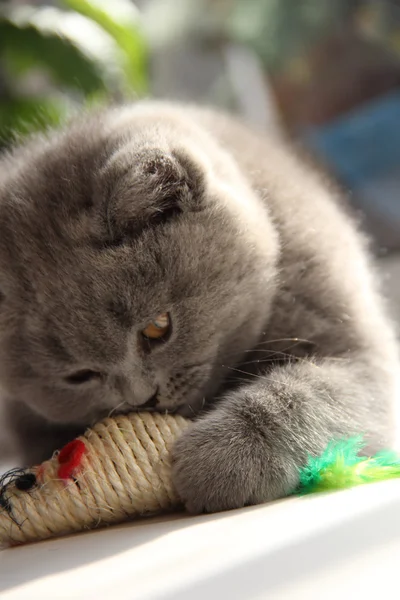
(65, 370), (102, 385)
(141, 313), (171, 341)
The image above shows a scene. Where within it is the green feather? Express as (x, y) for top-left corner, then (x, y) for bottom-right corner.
(297, 436), (400, 495)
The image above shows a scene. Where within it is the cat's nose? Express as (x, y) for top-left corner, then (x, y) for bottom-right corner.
(137, 387), (159, 409)
(121, 365), (158, 407)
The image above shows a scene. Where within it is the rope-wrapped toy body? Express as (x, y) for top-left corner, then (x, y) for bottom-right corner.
(0, 412), (189, 547)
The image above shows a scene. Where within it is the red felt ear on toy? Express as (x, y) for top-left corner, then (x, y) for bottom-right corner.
(57, 440), (86, 480)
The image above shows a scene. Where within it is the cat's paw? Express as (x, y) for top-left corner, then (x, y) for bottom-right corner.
(171, 400), (299, 513)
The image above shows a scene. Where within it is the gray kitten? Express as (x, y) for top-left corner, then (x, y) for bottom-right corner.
(0, 102), (398, 512)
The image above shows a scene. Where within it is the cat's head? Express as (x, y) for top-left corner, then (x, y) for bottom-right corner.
(0, 105), (278, 425)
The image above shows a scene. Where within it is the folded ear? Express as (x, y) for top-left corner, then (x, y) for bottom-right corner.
(101, 147), (206, 241)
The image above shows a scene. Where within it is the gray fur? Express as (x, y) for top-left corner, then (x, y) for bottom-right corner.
(0, 102), (398, 512)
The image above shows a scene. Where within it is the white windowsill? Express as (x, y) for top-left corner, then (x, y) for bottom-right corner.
(1, 479), (400, 599)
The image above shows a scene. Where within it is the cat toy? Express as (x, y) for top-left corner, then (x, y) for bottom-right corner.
(0, 412), (189, 547)
(1, 412), (400, 548)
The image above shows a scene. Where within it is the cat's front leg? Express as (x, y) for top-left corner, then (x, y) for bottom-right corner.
(172, 357), (394, 513)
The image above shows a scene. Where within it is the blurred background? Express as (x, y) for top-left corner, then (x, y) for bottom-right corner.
(1, 0), (400, 318)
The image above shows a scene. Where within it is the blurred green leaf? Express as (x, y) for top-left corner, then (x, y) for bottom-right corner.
(0, 96), (67, 146)
(0, 8), (114, 96)
(0, 1), (149, 145)
(63, 0), (148, 94)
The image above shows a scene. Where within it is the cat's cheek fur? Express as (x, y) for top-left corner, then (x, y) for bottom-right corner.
(171, 394), (300, 513)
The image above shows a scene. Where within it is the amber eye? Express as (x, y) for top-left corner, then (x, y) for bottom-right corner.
(141, 313), (171, 341)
